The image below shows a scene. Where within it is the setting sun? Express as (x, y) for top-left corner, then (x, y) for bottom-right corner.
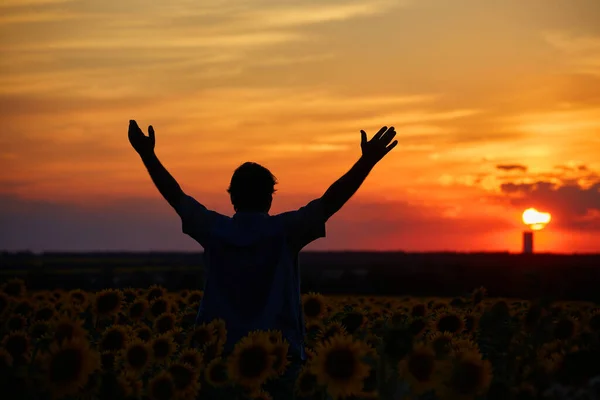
(522, 208), (552, 231)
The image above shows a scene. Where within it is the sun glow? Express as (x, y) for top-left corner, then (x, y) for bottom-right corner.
(522, 208), (552, 231)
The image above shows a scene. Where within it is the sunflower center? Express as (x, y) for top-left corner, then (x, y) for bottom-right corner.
(127, 345), (149, 369)
(408, 352), (434, 382)
(96, 293), (120, 315)
(49, 348), (83, 384)
(324, 348), (356, 380)
(304, 298), (324, 318)
(437, 315), (463, 333)
(129, 302), (145, 318)
(153, 340), (171, 359)
(101, 330), (126, 352)
(150, 300), (168, 317)
(238, 345), (269, 378)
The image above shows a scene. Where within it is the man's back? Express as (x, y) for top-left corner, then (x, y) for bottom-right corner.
(175, 194), (327, 359)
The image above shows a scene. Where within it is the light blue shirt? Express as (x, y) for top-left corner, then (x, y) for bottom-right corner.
(175, 195), (327, 360)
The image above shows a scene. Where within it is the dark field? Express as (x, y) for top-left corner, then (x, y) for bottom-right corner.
(2, 252), (600, 399)
(2, 251), (600, 301)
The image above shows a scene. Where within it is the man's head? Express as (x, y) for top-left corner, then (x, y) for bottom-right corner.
(227, 162), (277, 213)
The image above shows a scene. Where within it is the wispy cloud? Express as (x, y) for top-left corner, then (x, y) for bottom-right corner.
(543, 31), (600, 76)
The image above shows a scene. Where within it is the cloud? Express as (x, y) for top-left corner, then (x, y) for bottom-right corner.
(496, 164), (528, 172)
(543, 31), (600, 76)
(496, 169), (600, 231)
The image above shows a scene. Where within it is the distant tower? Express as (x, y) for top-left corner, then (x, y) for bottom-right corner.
(522, 231), (533, 254)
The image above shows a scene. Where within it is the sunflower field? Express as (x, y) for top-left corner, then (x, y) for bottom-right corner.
(1, 278), (600, 400)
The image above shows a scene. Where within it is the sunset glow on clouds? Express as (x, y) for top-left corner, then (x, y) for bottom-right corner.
(1, 0), (599, 252)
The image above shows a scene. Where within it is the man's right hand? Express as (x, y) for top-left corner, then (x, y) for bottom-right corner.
(360, 126), (398, 166)
(128, 120), (156, 158)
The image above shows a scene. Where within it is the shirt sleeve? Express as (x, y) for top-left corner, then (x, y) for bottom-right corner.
(175, 194), (223, 248)
(277, 198), (327, 251)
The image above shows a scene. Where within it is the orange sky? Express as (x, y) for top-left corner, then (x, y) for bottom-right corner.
(1, 0), (599, 253)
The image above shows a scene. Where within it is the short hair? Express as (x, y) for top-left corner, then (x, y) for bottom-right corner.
(227, 162), (277, 212)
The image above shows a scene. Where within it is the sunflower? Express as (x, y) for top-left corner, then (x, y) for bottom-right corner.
(170, 326), (186, 346)
(203, 337), (225, 362)
(462, 310), (480, 333)
(451, 338), (480, 356)
(205, 357), (229, 387)
(227, 331), (276, 390)
(398, 342), (441, 395)
(340, 311), (366, 334)
(34, 303), (55, 322)
(427, 331), (454, 360)
(0, 292), (10, 318)
(67, 289), (89, 310)
(53, 316), (88, 344)
(13, 298), (34, 317)
(310, 334), (372, 399)
(306, 320), (324, 341)
(93, 289), (124, 317)
(250, 390), (272, 400)
(432, 311), (466, 334)
(121, 339), (151, 374)
(100, 351), (117, 370)
(122, 287), (138, 303)
(553, 316), (580, 340)
(30, 321), (52, 340)
(408, 317), (427, 338)
(136, 325), (153, 342)
(179, 348), (204, 369)
(149, 298), (172, 320)
(302, 292), (327, 321)
(148, 370), (175, 400)
(41, 337), (101, 399)
(6, 314), (27, 331)
(2, 278), (26, 298)
(186, 323), (216, 350)
(316, 322), (348, 343)
(270, 339), (290, 376)
(295, 365), (318, 397)
(209, 318), (227, 344)
(153, 312), (177, 334)
(179, 311), (198, 330)
(128, 299), (148, 321)
(151, 333), (177, 363)
(441, 350), (493, 399)
(2, 330), (30, 364)
(411, 302), (428, 318)
(168, 361), (201, 399)
(186, 290), (203, 306)
(0, 348), (13, 370)
(146, 285), (167, 302)
(587, 309), (600, 332)
(99, 325), (131, 353)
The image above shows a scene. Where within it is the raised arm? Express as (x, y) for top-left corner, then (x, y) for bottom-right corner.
(128, 120), (184, 210)
(321, 126), (398, 220)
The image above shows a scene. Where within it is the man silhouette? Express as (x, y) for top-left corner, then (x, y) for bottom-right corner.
(128, 120), (397, 394)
